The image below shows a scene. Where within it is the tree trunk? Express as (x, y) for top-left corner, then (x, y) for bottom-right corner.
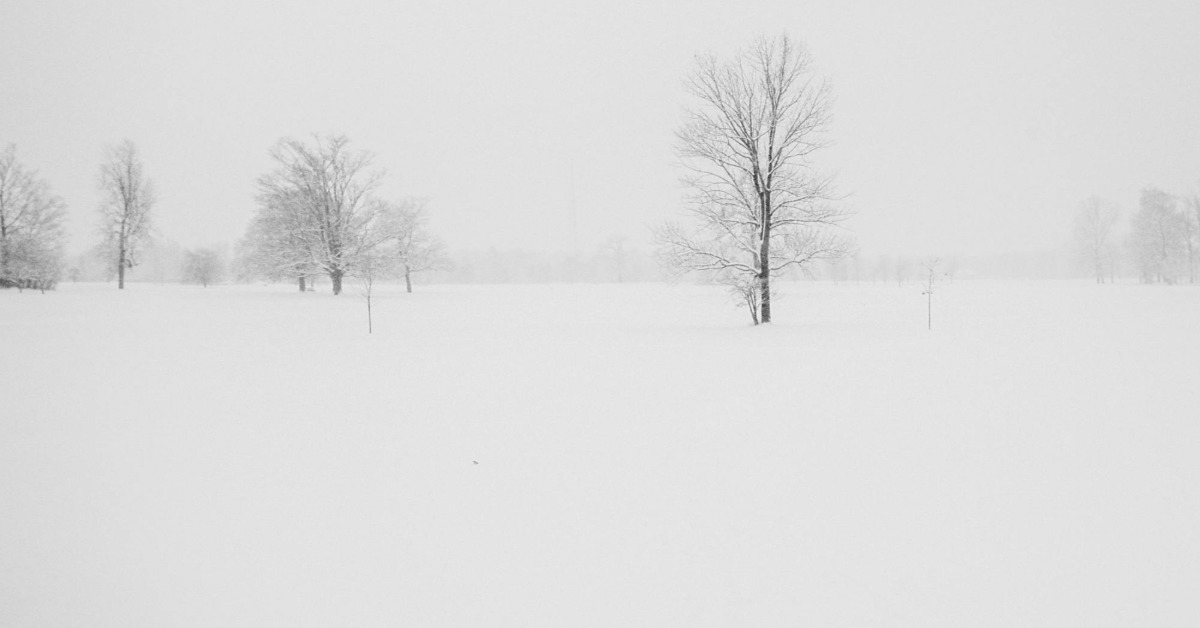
(759, 272), (771, 323)
(298, 275), (306, 292)
(759, 245), (772, 325)
(118, 245), (126, 290)
(0, 230), (8, 280)
(331, 269), (343, 295)
(759, 191), (772, 324)
(405, 266), (412, 293)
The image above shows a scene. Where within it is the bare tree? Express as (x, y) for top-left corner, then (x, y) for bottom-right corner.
(1073, 197), (1120, 284)
(1182, 193), (1200, 284)
(379, 198), (448, 293)
(871, 254), (893, 284)
(728, 272), (762, 324)
(355, 246), (394, 334)
(97, 140), (154, 289)
(658, 34), (849, 325)
(181, 248), (223, 287)
(1130, 187), (1184, 284)
(0, 145), (67, 290)
(894, 256), (913, 287)
(254, 135), (387, 295)
(600, 235), (629, 283)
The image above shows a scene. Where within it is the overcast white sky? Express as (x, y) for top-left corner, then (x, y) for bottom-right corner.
(3, 0), (1200, 258)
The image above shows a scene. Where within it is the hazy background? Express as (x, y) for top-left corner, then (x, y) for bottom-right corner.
(3, 0), (1200, 261)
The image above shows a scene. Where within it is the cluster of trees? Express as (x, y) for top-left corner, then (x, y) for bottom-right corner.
(1129, 188), (1200, 284)
(241, 135), (445, 295)
(1075, 187), (1200, 284)
(5, 139), (157, 292)
(0, 145), (67, 291)
(657, 35), (850, 325)
(6, 34), (847, 308)
(6, 134), (444, 295)
(62, 240), (228, 287)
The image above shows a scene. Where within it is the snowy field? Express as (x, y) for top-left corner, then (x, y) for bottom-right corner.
(2, 279), (1198, 627)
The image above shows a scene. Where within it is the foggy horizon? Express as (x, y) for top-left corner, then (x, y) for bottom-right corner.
(4, 0), (1200, 260)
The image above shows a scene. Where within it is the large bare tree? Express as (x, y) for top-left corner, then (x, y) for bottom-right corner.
(97, 140), (154, 289)
(0, 145), (67, 290)
(1073, 197), (1120, 283)
(659, 34), (849, 324)
(253, 135), (386, 295)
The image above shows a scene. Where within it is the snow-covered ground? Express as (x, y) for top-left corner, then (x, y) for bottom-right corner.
(2, 279), (1198, 627)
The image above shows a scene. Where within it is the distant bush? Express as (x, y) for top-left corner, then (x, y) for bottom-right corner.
(181, 248), (224, 287)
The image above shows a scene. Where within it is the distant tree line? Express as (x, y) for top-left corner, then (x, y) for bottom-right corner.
(840, 185), (1200, 286)
(428, 242), (659, 284)
(2, 138), (160, 292)
(1074, 186), (1200, 284)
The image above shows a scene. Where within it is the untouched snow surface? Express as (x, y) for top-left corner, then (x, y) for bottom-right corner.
(2, 280), (1198, 627)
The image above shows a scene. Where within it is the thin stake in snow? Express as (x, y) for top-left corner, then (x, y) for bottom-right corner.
(358, 252), (383, 334)
(361, 267), (375, 334)
(921, 257), (940, 331)
(365, 282), (373, 334)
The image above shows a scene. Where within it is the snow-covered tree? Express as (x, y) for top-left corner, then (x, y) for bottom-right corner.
(252, 135), (388, 295)
(181, 248), (223, 287)
(0, 145), (67, 290)
(243, 184), (319, 290)
(1130, 187), (1185, 284)
(378, 198), (448, 293)
(1073, 197), (1120, 283)
(4, 231), (64, 292)
(658, 34), (850, 325)
(97, 140), (154, 289)
(1181, 193), (1200, 284)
